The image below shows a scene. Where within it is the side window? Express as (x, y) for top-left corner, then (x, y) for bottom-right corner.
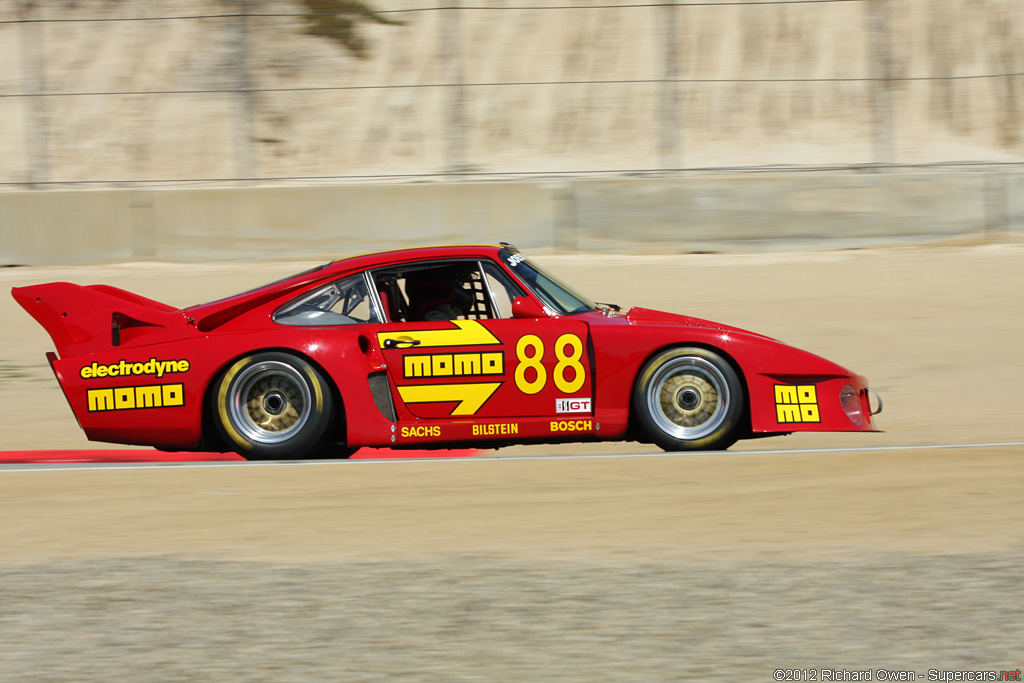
(481, 260), (525, 319)
(372, 261), (509, 323)
(274, 273), (380, 326)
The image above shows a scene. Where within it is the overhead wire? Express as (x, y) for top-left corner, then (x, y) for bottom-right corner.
(0, 1), (868, 26)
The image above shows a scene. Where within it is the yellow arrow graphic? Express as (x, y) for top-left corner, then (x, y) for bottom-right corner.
(377, 319), (501, 349)
(397, 383), (501, 416)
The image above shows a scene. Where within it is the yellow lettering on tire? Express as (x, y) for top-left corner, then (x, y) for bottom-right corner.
(514, 335), (547, 395)
(553, 334), (586, 394)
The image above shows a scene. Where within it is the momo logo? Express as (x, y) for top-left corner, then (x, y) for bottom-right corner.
(774, 384), (820, 423)
(403, 352), (504, 379)
(87, 383), (185, 412)
(556, 398), (591, 414)
(379, 321), (505, 416)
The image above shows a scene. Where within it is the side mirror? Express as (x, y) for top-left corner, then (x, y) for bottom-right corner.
(511, 296), (548, 319)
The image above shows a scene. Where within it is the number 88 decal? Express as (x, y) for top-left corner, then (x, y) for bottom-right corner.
(514, 333), (586, 395)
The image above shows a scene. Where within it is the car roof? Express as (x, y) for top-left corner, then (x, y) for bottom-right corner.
(183, 244), (510, 331)
(324, 244), (507, 275)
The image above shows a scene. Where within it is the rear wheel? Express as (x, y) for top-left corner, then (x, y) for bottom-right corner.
(633, 347), (743, 451)
(215, 352), (334, 460)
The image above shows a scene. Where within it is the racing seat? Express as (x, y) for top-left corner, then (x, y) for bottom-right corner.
(376, 281), (402, 322)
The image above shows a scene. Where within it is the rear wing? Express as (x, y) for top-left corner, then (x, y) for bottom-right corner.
(12, 282), (188, 359)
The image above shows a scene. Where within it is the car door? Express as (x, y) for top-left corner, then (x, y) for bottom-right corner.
(377, 317), (593, 420)
(371, 260), (595, 424)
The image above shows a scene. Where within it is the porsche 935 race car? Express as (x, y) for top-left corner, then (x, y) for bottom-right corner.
(12, 244), (880, 459)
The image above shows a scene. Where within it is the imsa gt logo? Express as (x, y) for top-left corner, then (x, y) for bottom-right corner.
(774, 384), (820, 423)
(87, 383), (185, 412)
(556, 398), (591, 414)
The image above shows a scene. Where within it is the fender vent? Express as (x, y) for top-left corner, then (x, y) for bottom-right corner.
(368, 371), (396, 422)
(111, 312), (161, 347)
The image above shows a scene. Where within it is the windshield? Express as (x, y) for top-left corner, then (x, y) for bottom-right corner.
(499, 247), (595, 315)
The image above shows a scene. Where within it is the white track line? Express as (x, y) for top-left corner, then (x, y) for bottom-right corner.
(3, 441), (1024, 473)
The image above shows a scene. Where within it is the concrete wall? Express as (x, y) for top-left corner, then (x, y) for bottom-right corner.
(566, 174), (1023, 252)
(2, 174), (1022, 265)
(4, 0), (1024, 187)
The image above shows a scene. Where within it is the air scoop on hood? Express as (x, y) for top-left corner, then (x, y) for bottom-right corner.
(624, 307), (778, 341)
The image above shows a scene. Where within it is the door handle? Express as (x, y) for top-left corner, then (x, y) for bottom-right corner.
(383, 337), (421, 349)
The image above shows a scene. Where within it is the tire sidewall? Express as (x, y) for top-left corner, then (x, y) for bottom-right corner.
(215, 352), (333, 460)
(633, 346), (743, 451)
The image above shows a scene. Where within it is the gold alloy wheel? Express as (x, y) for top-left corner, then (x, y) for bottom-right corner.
(228, 361), (313, 445)
(643, 355), (732, 442)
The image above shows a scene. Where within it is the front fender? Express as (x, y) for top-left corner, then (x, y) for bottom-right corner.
(589, 315), (878, 437)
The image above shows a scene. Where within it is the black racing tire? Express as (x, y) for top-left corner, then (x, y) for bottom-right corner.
(214, 352), (334, 460)
(633, 346), (744, 451)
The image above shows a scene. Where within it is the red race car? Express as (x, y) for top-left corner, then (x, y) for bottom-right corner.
(13, 244), (880, 459)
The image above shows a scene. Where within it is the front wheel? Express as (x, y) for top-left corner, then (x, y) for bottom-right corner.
(633, 347), (744, 451)
(214, 352), (334, 460)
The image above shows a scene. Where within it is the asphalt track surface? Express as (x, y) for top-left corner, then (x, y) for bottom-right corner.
(2, 440), (1023, 470)
(0, 447), (480, 466)
(4, 440), (1024, 681)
